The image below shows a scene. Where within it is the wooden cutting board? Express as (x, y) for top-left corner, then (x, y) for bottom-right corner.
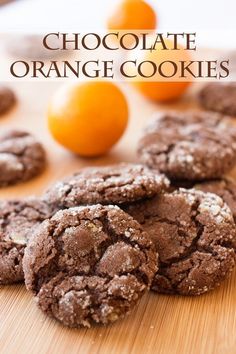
(0, 81), (235, 354)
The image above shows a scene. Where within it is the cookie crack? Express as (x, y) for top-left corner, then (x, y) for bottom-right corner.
(157, 253), (209, 293)
(96, 214), (152, 285)
(156, 197), (236, 293)
(157, 199), (205, 266)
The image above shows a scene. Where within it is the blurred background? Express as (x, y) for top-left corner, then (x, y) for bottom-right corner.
(0, 0), (236, 193)
(0, 0), (236, 35)
(0, 0), (236, 80)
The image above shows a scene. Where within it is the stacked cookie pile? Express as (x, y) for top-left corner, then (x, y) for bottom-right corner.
(136, 110), (236, 294)
(1, 107), (236, 329)
(0, 164), (169, 327)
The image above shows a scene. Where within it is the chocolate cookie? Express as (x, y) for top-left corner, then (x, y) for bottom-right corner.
(199, 83), (236, 117)
(0, 86), (16, 115)
(0, 130), (46, 186)
(138, 111), (236, 181)
(44, 163), (169, 208)
(0, 198), (55, 284)
(23, 205), (157, 327)
(124, 189), (236, 295)
(195, 177), (236, 223)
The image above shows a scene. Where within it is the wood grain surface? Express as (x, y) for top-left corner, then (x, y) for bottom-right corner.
(0, 81), (235, 354)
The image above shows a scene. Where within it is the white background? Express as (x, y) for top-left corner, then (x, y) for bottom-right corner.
(0, 0), (235, 48)
(0, 0), (235, 30)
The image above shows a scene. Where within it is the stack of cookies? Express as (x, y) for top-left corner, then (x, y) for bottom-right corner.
(136, 109), (236, 293)
(137, 109), (236, 222)
(1, 107), (236, 329)
(0, 164), (169, 327)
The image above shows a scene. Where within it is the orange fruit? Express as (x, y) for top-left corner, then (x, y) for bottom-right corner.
(107, 0), (157, 31)
(134, 80), (191, 102)
(129, 38), (192, 102)
(48, 81), (129, 157)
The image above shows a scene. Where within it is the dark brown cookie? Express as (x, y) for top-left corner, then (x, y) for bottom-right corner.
(199, 83), (236, 117)
(138, 111), (236, 181)
(124, 189), (236, 296)
(195, 177), (236, 223)
(0, 130), (46, 186)
(44, 163), (169, 208)
(0, 198), (55, 284)
(23, 205), (157, 327)
(0, 86), (16, 115)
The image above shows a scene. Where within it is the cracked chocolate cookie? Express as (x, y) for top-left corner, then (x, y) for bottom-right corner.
(195, 177), (236, 223)
(124, 189), (236, 296)
(137, 111), (236, 181)
(0, 86), (16, 115)
(44, 163), (169, 208)
(23, 205), (158, 327)
(199, 83), (236, 117)
(0, 198), (55, 284)
(0, 130), (46, 186)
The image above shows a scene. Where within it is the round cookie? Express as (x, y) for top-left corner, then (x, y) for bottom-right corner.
(23, 205), (158, 327)
(44, 163), (169, 208)
(0, 198), (55, 284)
(124, 189), (236, 296)
(138, 110), (236, 181)
(0, 86), (16, 115)
(199, 83), (236, 117)
(0, 130), (46, 186)
(195, 177), (236, 223)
